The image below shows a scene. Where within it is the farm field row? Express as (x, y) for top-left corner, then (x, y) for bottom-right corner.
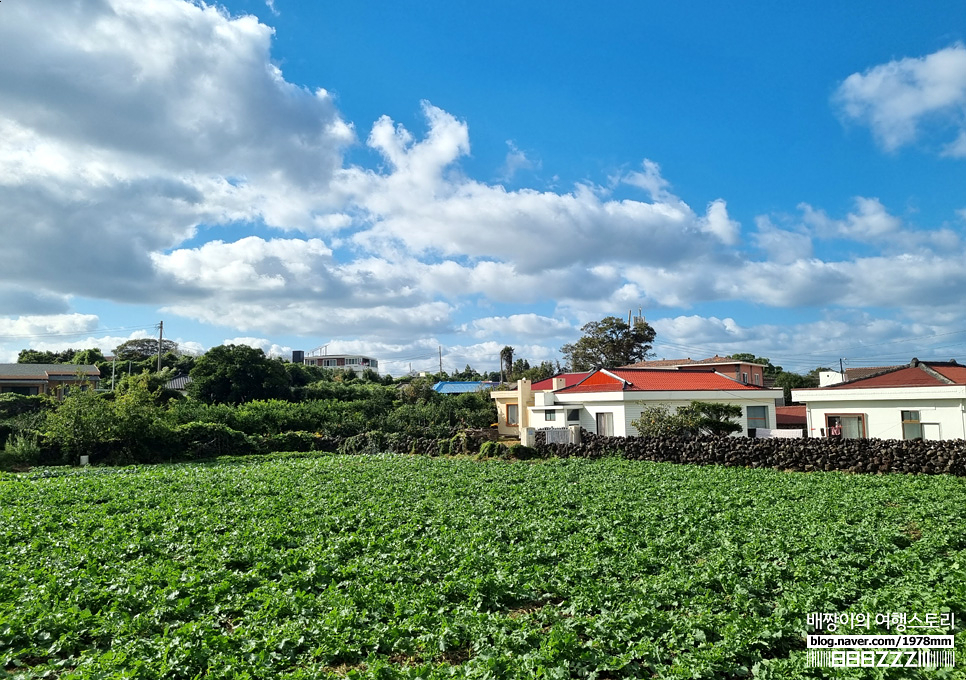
(1, 454), (964, 678)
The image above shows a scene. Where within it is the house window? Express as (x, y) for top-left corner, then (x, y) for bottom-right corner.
(566, 409), (580, 422)
(741, 372), (749, 383)
(753, 373), (760, 385)
(901, 410), (922, 440)
(596, 412), (614, 436)
(506, 404), (519, 426)
(545, 410), (556, 422)
(826, 414), (866, 439)
(746, 405), (768, 433)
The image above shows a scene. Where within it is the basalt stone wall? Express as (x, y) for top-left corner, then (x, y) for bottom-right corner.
(535, 430), (966, 476)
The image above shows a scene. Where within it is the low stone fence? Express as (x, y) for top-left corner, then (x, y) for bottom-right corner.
(535, 430), (966, 476)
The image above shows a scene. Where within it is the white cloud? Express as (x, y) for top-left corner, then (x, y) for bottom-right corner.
(499, 141), (538, 181)
(338, 106), (735, 273)
(0, 314), (100, 341)
(462, 314), (576, 340)
(835, 44), (966, 154)
(222, 337), (291, 357)
(752, 216), (813, 264)
(0, 0), (352, 301)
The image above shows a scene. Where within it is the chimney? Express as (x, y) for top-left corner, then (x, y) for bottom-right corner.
(552, 377), (566, 390)
(910, 357), (920, 367)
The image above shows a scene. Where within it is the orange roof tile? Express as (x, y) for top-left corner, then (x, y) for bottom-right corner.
(931, 365), (966, 384)
(559, 368), (766, 393)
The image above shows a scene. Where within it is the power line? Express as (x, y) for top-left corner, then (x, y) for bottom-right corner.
(0, 324), (160, 341)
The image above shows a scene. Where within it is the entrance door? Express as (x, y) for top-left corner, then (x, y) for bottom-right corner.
(596, 412), (614, 436)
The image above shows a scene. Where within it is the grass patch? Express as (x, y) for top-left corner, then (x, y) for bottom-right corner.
(0, 455), (963, 678)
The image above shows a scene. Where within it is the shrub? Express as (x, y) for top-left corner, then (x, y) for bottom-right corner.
(0, 433), (42, 470)
(173, 422), (254, 459)
(338, 432), (386, 456)
(508, 443), (540, 460)
(477, 441), (509, 459)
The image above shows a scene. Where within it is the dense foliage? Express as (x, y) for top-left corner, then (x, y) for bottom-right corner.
(0, 455), (962, 678)
(631, 401), (742, 437)
(188, 345), (292, 404)
(0, 376), (497, 467)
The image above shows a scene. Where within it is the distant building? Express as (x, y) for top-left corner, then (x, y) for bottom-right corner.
(623, 355), (768, 387)
(0, 364), (100, 397)
(298, 350), (379, 373)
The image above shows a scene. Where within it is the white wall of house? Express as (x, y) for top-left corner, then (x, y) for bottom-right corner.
(793, 386), (966, 440)
(533, 390), (783, 437)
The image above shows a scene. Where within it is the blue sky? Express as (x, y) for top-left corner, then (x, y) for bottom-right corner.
(2, 0), (966, 375)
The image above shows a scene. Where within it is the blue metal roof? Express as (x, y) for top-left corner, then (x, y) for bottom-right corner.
(432, 381), (499, 394)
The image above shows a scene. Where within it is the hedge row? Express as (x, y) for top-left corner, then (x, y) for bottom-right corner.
(535, 430), (966, 475)
(0, 426), (502, 469)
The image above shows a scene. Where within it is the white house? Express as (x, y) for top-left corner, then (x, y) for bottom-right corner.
(792, 359), (966, 440)
(493, 368), (782, 438)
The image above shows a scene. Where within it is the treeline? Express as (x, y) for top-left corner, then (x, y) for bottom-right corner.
(0, 374), (496, 468)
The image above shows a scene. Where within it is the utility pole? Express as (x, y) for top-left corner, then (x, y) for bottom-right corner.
(157, 321), (164, 372)
(438, 346), (443, 376)
(840, 358), (846, 383)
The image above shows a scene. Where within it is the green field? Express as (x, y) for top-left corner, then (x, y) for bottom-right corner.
(1, 455), (964, 678)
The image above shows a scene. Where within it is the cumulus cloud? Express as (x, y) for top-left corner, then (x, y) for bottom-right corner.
(338, 106), (738, 273)
(461, 314), (576, 340)
(835, 44), (966, 154)
(752, 216), (813, 264)
(222, 337), (291, 357)
(0, 0), (352, 301)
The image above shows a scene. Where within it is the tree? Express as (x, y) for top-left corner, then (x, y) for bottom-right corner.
(72, 348), (106, 365)
(679, 401), (743, 437)
(774, 371), (821, 404)
(631, 401), (741, 437)
(561, 316), (656, 370)
(729, 354), (783, 380)
(519, 360), (558, 383)
(17, 348), (78, 364)
(632, 404), (695, 437)
(187, 344), (291, 404)
(500, 346), (514, 383)
(114, 338), (179, 361)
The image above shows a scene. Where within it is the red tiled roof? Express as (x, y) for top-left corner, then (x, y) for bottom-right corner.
(844, 366), (903, 381)
(776, 406), (806, 426)
(530, 372), (590, 391)
(828, 362), (966, 388)
(558, 368), (767, 394)
(931, 365), (966, 384)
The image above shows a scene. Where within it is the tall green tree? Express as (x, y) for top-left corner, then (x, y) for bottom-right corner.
(188, 345), (291, 404)
(500, 346), (514, 383)
(113, 338), (180, 361)
(17, 348), (78, 364)
(561, 316), (656, 370)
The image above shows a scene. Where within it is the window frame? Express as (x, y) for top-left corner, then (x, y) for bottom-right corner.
(746, 405), (768, 433)
(901, 410), (923, 440)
